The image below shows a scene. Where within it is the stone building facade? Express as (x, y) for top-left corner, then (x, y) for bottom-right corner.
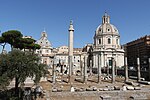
(124, 35), (150, 80)
(53, 46), (83, 75)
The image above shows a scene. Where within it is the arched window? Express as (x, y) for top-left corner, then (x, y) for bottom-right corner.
(108, 38), (111, 44)
(116, 39), (119, 45)
(99, 39), (101, 44)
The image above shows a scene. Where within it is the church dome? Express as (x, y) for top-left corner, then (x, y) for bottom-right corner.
(95, 13), (119, 36)
(94, 13), (121, 50)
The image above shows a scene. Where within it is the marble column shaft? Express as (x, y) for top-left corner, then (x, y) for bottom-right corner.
(112, 58), (115, 83)
(98, 54), (101, 83)
(137, 58), (141, 81)
(125, 57), (128, 81)
(53, 64), (56, 84)
(84, 56), (88, 83)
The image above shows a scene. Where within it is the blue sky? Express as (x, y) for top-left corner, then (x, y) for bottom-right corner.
(0, 0), (150, 50)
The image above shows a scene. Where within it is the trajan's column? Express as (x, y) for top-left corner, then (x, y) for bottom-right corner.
(68, 20), (74, 83)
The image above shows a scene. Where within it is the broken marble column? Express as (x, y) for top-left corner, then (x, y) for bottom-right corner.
(89, 60), (92, 75)
(112, 58), (115, 83)
(137, 58), (141, 81)
(98, 54), (101, 83)
(53, 64), (56, 84)
(84, 55), (88, 83)
(125, 57), (128, 82)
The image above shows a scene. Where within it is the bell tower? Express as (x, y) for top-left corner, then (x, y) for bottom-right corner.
(102, 12), (110, 24)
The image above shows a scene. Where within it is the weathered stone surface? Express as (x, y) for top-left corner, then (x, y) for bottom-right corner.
(57, 88), (62, 92)
(86, 88), (93, 91)
(71, 87), (75, 92)
(75, 87), (84, 92)
(134, 87), (141, 90)
(130, 94), (147, 100)
(122, 86), (127, 91)
(100, 95), (111, 100)
(52, 88), (57, 92)
(125, 81), (134, 85)
(114, 86), (120, 90)
(99, 88), (103, 91)
(138, 81), (150, 85)
(92, 86), (97, 91)
(103, 88), (109, 91)
(106, 86), (114, 91)
(126, 86), (134, 90)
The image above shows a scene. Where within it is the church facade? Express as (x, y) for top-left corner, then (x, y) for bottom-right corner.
(92, 13), (124, 70)
(36, 30), (53, 68)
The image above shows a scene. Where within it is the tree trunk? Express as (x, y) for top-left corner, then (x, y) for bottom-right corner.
(15, 77), (19, 97)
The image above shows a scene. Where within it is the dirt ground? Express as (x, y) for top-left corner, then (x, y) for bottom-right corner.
(38, 75), (150, 100)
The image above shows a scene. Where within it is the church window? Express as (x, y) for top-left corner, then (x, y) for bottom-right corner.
(40, 50), (42, 54)
(116, 39), (119, 45)
(44, 61), (47, 64)
(99, 39), (101, 44)
(46, 50), (49, 53)
(106, 18), (107, 23)
(108, 38), (111, 44)
(109, 60), (112, 66)
(108, 29), (110, 31)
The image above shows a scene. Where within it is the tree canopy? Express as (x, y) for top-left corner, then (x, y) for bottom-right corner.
(0, 50), (48, 95)
(2, 30), (23, 50)
(0, 30), (41, 52)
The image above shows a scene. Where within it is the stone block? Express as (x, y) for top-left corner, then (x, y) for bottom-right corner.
(92, 86), (97, 91)
(122, 86), (127, 91)
(130, 94), (147, 100)
(99, 88), (103, 91)
(114, 86), (120, 90)
(126, 86), (134, 90)
(52, 88), (57, 92)
(134, 87), (141, 90)
(86, 88), (93, 91)
(103, 88), (109, 91)
(100, 95), (111, 100)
